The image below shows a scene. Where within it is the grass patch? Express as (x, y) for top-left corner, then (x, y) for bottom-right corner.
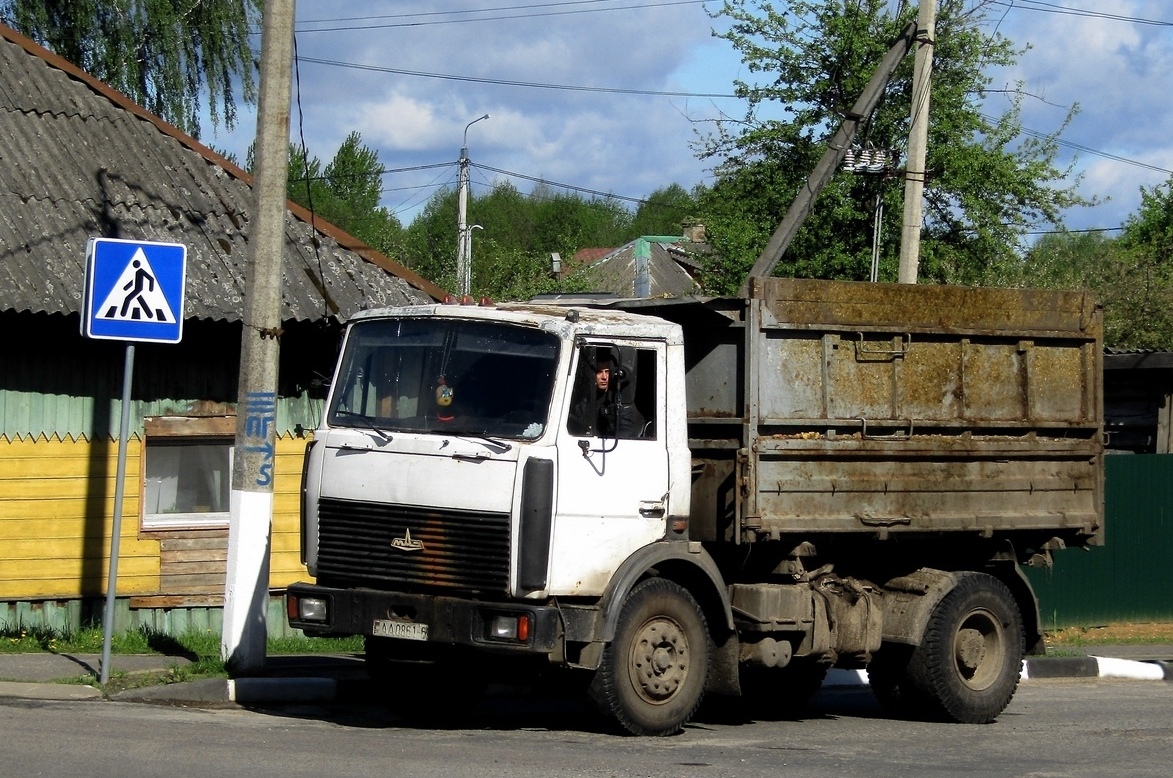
(1045, 621), (1173, 649)
(0, 623), (363, 658)
(0, 623), (364, 692)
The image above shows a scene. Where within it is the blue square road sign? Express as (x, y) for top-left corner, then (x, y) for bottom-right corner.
(83, 238), (187, 343)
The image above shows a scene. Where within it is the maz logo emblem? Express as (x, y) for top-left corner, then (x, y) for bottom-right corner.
(391, 528), (425, 552)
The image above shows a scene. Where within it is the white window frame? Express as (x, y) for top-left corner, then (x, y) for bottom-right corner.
(141, 416), (236, 531)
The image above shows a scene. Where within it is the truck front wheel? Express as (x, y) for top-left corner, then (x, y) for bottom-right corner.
(905, 572), (1025, 723)
(589, 578), (712, 736)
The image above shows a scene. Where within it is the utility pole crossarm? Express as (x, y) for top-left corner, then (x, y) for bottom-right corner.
(741, 21), (918, 293)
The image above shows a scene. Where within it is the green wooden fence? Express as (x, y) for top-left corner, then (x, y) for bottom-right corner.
(1027, 453), (1173, 628)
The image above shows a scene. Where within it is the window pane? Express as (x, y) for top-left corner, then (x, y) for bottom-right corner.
(568, 344), (656, 439)
(329, 318), (561, 439)
(144, 441), (232, 527)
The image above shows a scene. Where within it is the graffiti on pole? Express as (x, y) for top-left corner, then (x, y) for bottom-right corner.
(242, 390), (277, 487)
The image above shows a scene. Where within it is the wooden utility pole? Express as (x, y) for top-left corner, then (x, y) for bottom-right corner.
(899, 1), (936, 284)
(222, 0), (296, 674)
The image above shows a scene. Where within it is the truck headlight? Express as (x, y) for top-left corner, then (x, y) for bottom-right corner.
(288, 594), (329, 622)
(488, 613), (531, 642)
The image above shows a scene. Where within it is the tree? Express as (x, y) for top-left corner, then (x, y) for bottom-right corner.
(402, 181), (637, 300)
(697, 0), (1088, 293)
(2, 0), (260, 138)
(286, 133), (406, 260)
(1019, 177), (1173, 351)
(629, 184), (705, 238)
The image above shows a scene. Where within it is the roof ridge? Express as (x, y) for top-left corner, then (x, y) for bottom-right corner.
(0, 23), (445, 302)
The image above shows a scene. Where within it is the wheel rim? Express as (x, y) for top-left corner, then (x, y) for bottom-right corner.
(952, 607), (1006, 691)
(627, 615), (690, 705)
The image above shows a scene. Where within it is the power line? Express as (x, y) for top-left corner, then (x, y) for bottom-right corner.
(296, 0), (706, 33)
(475, 163), (649, 204)
(301, 0), (623, 24)
(289, 160), (456, 185)
(995, 116), (1173, 177)
(987, 0), (1172, 27)
(296, 56), (736, 99)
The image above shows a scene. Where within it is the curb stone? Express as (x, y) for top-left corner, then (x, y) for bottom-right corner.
(822, 656), (1173, 688)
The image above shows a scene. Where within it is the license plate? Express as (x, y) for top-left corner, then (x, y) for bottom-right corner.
(372, 618), (429, 641)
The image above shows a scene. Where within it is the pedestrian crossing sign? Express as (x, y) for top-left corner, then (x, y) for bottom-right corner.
(83, 238), (187, 343)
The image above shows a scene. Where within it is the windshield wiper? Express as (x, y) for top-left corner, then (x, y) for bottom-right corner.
(332, 410), (395, 442)
(455, 434), (512, 454)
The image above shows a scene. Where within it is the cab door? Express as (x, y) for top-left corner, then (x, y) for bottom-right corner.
(548, 339), (670, 595)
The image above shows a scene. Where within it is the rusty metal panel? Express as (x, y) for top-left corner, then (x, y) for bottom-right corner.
(752, 437), (1101, 537)
(756, 277), (1099, 338)
(618, 279), (1105, 546)
(1027, 344), (1088, 421)
(898, 339), (962, 420)
(754, 280), (1099, 430)
(738, 278), (1101, 543)
(960, 340), (1025, 422)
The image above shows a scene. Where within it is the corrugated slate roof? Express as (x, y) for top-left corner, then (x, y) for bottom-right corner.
(573, 239), (704, 298)
(0, 25), (444, 322)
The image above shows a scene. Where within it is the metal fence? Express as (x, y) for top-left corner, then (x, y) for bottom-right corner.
(1027, 453), (1173, 628)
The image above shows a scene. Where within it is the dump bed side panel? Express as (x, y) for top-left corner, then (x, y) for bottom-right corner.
(639, 279), (1104, 547)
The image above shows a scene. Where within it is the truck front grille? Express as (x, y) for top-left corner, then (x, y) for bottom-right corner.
(315, 497), (511, 594)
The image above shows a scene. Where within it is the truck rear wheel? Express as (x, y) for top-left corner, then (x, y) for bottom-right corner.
(868, 643), (932, 717)
(905, 572), (1025, 723)
(589, 578), (711, 736)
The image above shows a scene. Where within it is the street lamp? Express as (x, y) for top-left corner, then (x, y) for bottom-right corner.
(456, 114), (489, 298)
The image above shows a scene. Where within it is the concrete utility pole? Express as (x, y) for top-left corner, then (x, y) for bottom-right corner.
(222, 0), (296, 674)
(742, 22), (917, 289)
(899, 0), (936, 284)
(456, 114), (488, 298)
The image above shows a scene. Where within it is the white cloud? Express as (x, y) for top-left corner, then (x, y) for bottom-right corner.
(993, 0), (1173, 231)
(205, 1), (1173, 236)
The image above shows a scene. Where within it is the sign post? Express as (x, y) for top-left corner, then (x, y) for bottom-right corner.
(82, 237), (187, 683)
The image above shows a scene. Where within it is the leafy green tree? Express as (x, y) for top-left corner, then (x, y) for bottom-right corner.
(1093, 176), (1173, 349)
(629, 184), (705, 238)
(403, 181), (639, 300)
(403, 187), (460, 290)
(697, 0), (1088, 293)
(2, 0), (260, 138)
(529, 184), (632, 252)
(1014, 173), (1173, 350)
(286, 133), (406, 260)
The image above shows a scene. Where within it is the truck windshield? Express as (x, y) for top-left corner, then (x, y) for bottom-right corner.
(328, 318), (560, 440)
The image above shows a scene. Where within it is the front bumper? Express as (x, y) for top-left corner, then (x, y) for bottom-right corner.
(286, 582), (564, 655)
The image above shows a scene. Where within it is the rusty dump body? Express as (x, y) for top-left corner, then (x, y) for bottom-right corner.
(620, 277), (1104, 555)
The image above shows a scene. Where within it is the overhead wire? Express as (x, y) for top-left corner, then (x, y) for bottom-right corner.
(295, 56), (736, 99)
(284, 0), (1173, 236)
(300, 0), (668, 25)
(294, 0), (706, 33)
(985, 0), (1172, 27)
(291, 33), (331, 320)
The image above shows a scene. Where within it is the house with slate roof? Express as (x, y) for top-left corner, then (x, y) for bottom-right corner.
(568, 224), (711, 299)
(0, 24), (444, 635)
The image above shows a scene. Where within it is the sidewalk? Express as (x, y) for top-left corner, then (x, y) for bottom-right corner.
(0, 652), (367, 704)
(1, 646), (1170, 706)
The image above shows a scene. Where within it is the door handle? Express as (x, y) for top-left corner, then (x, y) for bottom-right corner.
(639, 501), (665, 518)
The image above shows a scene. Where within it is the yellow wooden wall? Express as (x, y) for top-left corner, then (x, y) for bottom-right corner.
(0, 433), (310, 600)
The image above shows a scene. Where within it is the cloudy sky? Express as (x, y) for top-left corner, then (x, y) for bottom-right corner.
(203, 1), (1173, 238)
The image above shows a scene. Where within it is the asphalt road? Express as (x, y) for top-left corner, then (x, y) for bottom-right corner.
(1, 679), (1171, 777)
